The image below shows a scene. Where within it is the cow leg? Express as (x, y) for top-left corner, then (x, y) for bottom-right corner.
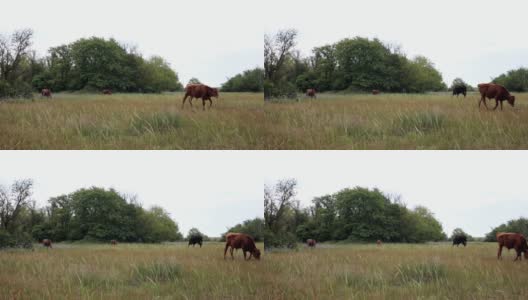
(202, 99), (206, 111)
(243, 250), (247, 260)
(500, 101), (503, 111)
(189, 97), (193, 108)
(230, 247), (234, 259)
(208, 99), (213, 108)
(182, 95), (188, 109)
(479, 96), (489, 110)
(493, 100), (499, 110)
(498, 245), (503, 259)
(224, 243), (229, 259)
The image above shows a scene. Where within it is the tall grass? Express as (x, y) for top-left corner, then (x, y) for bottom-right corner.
(264, 92), (528, 149)
(0, 92), (263, 149)
(0, 242), (265, 299)
(264, 242), (528, 299)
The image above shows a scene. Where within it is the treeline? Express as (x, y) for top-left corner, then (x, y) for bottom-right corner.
(0, 29), (183, 98)
(484, 217), (528, 242)
(0, 179), (183, 248)
(223, 217), (264, 242)
(493, 67), (528, 92)
(264, 29), (446, 99)
(264, 179), (446, 248)
(221, 67), (264, 92)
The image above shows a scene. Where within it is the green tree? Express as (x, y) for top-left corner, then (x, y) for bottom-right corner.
(485, 217), (528, 242)
(224, 218), (264, 241)
(221, 67), (264, 92)
(493, 67), (528, 92)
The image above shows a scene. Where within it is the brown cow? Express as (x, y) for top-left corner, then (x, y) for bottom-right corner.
(372, 90), (380, 95)
(111, 240), (117, 246)
(376, 240), (382, 247)
(41, 89), (52, 98)
(224, 233), (260, 260)
(478, 83), (515, 110)
(182, 84), (219, 110)
(497, 232), (528, 261)
(102, 89), (112, 95)
(42, 239), (52, 249)
(307, 239), (316, 248)
(306, 89), (316, 98)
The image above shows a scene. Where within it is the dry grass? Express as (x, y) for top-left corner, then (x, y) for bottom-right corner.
(0, 92), (263, 149)
(0, 242), (265, 299)
(264, 92), (528, 149)
(266, 242), (528, 299)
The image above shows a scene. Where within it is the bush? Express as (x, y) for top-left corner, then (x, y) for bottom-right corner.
(0, 80), (33, 99)
(0, 230), (34, 250)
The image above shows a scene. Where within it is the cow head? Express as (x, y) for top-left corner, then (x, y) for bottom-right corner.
(507, 95), (515, 107)
(253, 248), (261, 260)
(211, 88), (219, 98)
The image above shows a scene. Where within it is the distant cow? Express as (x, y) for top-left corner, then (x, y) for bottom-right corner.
(452, 86), (466, 98)
(376, 240), (382, 247)
(307, 239), (316, 248)
(372, 90), (380, 95)
(182, 84), (219, 110)
(111, 240), (117, 246)
(41, 89), (52, 98)
(42, 239), (52, 249)
(452, 235), (467, 247)
(102, 89), (112, 95)
(497, 232), (528, 261)
(188, 235), (203, 248)
(306, 89), (316, 98)
(478, 83), (515, 110)
(224, 233), (260, 260)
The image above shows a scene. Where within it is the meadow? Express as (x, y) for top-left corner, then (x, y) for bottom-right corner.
(265, 92), (528, 149)
(0, 92), (263, 149)
(266, 242), (528, 299)
(0, 242), (266, 299)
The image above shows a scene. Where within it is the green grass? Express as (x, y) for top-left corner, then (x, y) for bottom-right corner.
(266, 242), (528, 299)
(0, 92), (263, 149)
(0, 242), (264, 299)
(264, 92), (528, 149)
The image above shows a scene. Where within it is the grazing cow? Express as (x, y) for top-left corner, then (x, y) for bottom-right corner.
(452, 235), (467, 247)
(188, 235), (203, 248)
(306, 89), (316, 98)
(372, 90), (380, 95)
(478, 83), (515, 110)
(182, 84), (219, 110)
(224, 233), (260, 260)
(452, 85), (467, 98)
(42, 239), (52, 249)
(376, 240), (382, 247)
(307, 239), (316, 248)
(41, 89), (52, 98)
(102, 89), (112, 95)
(497, 232), (528, 261)
(111, 240), (117, 246)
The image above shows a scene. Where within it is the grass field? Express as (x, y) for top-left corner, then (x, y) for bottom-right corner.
(266, 242), (528, 299)
(0, 92), (263, 149)
(0, 242), (266, 299)
(264, 92), (528, 149)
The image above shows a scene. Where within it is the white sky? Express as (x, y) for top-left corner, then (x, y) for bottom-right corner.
(1, 0), (263, 87)
(263, 151), (528, 237)
(264, 0), (528, 87)
(0, 151), (263, 237)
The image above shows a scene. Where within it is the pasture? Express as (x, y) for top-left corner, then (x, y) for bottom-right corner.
(265, 92), (528, 149)
(266, 242), (528, 299)
(0, 92), (263, 149)
(0, 242), (265, 299)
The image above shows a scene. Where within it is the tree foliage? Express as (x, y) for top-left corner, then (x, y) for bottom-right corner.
(221, 67), (263, 92)
(493, 67), (528, 92)
(224, 218), (264, 242)
(264, 29), (447, 97)
(484, 217), (528, 242)
(265, 179), (447, 248)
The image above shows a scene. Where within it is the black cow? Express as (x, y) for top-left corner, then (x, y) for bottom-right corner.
(452, 85), (467, 98)
(188, 235), (203, 248)
(452, 235), (467, 247)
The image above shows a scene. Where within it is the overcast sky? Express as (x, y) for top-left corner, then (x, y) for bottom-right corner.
(1, 0), (262, 87)
(264, 0), (528, 87)
(0, 151), (262, 237)
(263, 151), (528, 237)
